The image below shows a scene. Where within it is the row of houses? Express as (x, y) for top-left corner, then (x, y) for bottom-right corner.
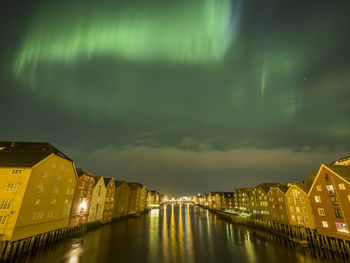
(193, 156), (350, 241)
(0, 142), (161, 242)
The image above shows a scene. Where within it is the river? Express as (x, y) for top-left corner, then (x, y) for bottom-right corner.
(14, 204), (344, 263)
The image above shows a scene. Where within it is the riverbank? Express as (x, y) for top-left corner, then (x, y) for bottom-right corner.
(200, 205), (350, 258)
(0, 209), (151, 262)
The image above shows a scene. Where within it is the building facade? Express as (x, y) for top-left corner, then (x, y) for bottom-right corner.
(88, 176), (106, 222)
(267, 184), (289, 224)
(102, 178), (115, 223)
(309, 160), (350, 240)
(0, 142), (77, 241)
(69, 168), (94, 227)
(285, 183), (315, 229)
(113, 181), (131, 218)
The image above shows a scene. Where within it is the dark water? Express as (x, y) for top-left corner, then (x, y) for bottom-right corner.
(16, 204), (342, 263)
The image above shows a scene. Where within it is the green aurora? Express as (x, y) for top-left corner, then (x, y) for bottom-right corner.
(14, 0), (233, 77)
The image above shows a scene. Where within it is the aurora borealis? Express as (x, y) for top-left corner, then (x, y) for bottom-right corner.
(1, 0), (350, 195)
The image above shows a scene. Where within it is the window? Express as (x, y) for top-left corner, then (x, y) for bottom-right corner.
(318, 208), (325, 216)
(0, 200), (12, 210)
(322, 221), (329, 228)
(295, 198), (300, 204)
(339, 184), (346, 190)
(11, 169), (22, 174)
(65, 188), (70, 195)
(291, 215), (296, 221)
(50, 199), (56, 205)
(290, 206), (294, 213)
(5, 183), (17, 192)
(29, 211), (37, 221)
(56, 175), (61, 181)
(40, 171), (47, 178)
(335, 222), (349, 233)
(334, 208), (342, 218)
(52, 186), (59, 194)
(288, 197), (292, 203)
(47, 210), (54, 218)
(330, 196), (338, 205)
(296, 207), (300, 213)
(33, 199), (40, 205)
(68, 178), (73, 183)
(51, 162), (56, 168)
(316, 185), (322, 191)
(302, 207), (307, 213)
(0, 215), (8, 225)
(314, 196), (321, 203)
(36, 185), (44, 193)
(304, 217), (309, 223)
(59, 165), (64, 171)
(326, 185), (335, 194)
(301, 197), (305, 203)
(37, 211), (44, 220)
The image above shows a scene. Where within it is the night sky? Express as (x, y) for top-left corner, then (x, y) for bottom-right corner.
(1, 0), (349, 196)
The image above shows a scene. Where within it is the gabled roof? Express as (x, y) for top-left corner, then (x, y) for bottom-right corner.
(255, 183), (280, 193)
(128, 182), (143, 191)
(222, 192), (234, 198)
(0, 141), (72, 167)
(287, 183), (308, 194)
(325, 163), (350, 182)
(104, 177), (114, 186)
(115, 180), (127, 188)
(76, 168), (93, 178)
(270, 184), (289, 194)
(93, 175), (104, 186)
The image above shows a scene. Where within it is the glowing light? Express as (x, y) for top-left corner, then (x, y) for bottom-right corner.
(14, 0), (237, 77)
(78, 199), (87, 212)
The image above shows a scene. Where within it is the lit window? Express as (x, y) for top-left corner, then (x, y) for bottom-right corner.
(68, 178), (73, 183)
(0, 200), (12, 210)
(295, 198), (300, 204)
(304, 217), (309, 223)
(322, 221), (328, 228)
(290, 206), (294, 213)
(314, 196), (321, 203)
(330, 196), (338, 205)
(40, 171), (47, 178)
(335, 222), (349, 233)
(36, 185), (44, 193)
(33, 199), (40, 205)
(291, 215), (296, 221)
(52, 186), (59, 194)
(5, 183), (18, 192)
(326, 185), (335, 194)
(0, 215), (8, 225)
(65, 188), (70, 195)
(302, 207), (307, 213)
(316, 185), (322, 191)
(339, 184), (346, 190)
(50, 199), (56, 205)
(296, 207), (300, 213)
(318, 208), (325, 216)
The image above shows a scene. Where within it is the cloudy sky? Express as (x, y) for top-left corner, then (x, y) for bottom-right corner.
(1, 0), (349, 195)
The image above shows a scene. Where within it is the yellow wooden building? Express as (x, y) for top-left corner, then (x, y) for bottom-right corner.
(0, 142), (77, 242)
(285, 183), (315, 229)
(113, 181), (131, 218)
(88, 176), (106, 222)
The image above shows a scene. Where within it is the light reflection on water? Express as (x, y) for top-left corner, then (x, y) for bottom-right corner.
(15, 205), (341, 263)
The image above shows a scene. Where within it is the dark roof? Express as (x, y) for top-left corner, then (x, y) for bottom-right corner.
(271, 184), (289, 194)
(115, 180), (127, 188)
(0, 141), (72, 167)
(255, 183), (280, 193)
(93, 176), (103, 186)
(222, 192), (234, 198)
(104, 177), (113, 186)
(128, 182), (143, 191)
(325, 164), (350, 182)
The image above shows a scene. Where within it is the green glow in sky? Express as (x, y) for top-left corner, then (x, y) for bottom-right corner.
(14, 0), (233, 76)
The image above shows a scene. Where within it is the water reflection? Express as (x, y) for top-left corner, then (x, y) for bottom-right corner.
(15, 205), (342, 263)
